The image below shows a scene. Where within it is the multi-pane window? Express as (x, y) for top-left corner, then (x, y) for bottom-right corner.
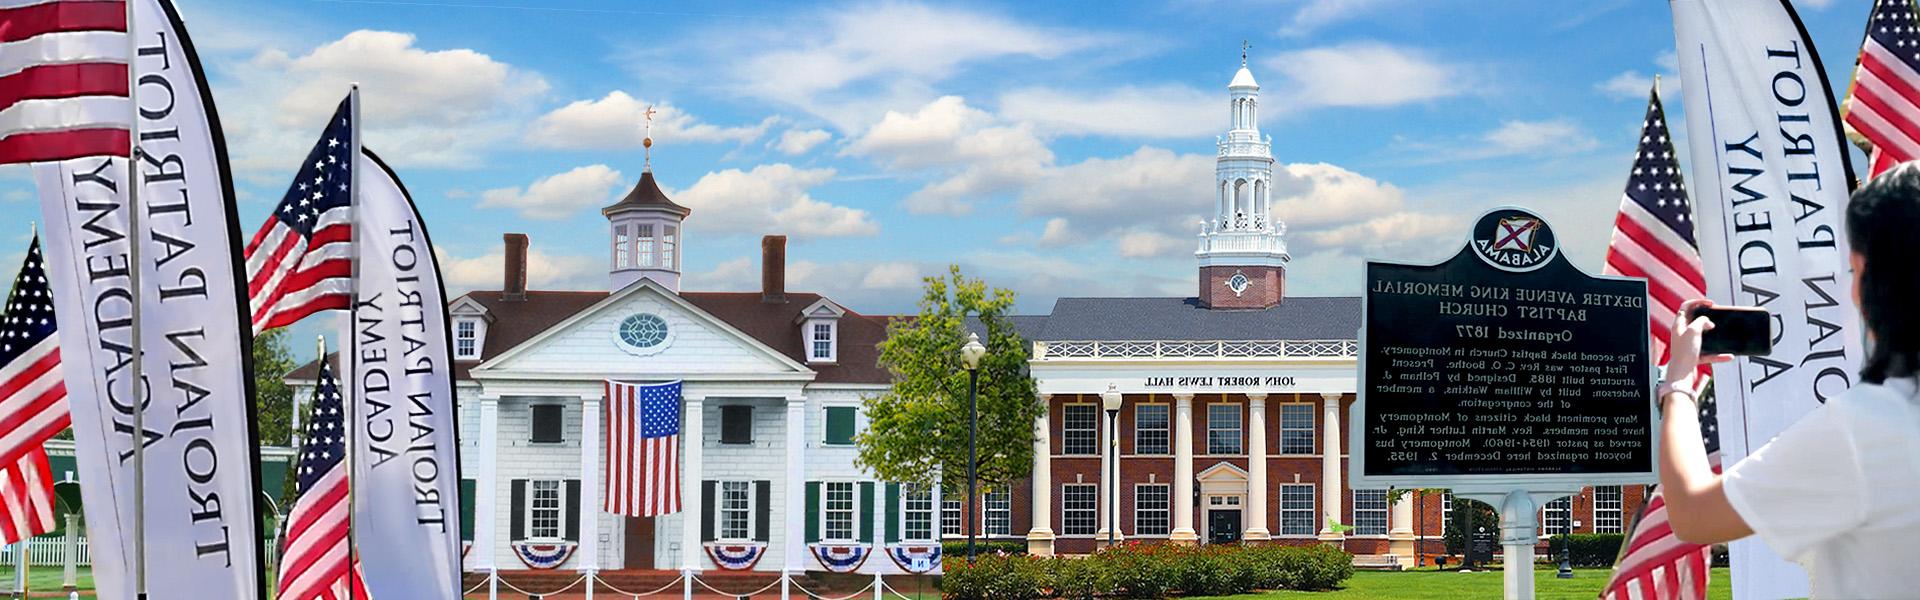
(1542, 497), (1571, 536)
(528, 479), (563, 540)
(823, 482), (855, 541)
(1062, 404), (1098, 455)
(663, 226), (678, 269)
(1062, 484), (1097, 535)
(903, 484), (934, 541)
(985, 489), (1012, 536)
(636, 224), (655, 268)
(1441, 490), (1454, 531)
(941, 498), (963, 537)
(1353, 489), (1388, 536)
(1280, 484), (1316, 536)
(1594, 486), (1624, 534)
(1207, 403), (1242, 454)
(810, 322), (834, 361)
(719, 481), (752, 540)
(1279, 404), (1315, 454)
(615, 224), (630, 268)
(1135, 484), (1170, 535)
(1133, 404), (1169, 455)
(455, 320), (477, 359)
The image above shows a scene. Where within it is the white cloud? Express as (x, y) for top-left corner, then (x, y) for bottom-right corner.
(525, 91), (772, 149)
(773, 128), (833, 155)
(844, 96), (1053, 215)
(1038, 218), (1080, 247)
(1482, 120), (1598, 156)
(673, 164), (879, 237)
(1018, 146), (1213, 227)
(860, 262), (924, 289)
(999, 84), (1217, 138)
(1279, 0), (1390, 37)
(1266, 42), (1464, 108)
(220, 29), (549, 177)
(478, 164), (624, 220)
(1116, 230), (1186, 258)
(437, 245), (600, 292)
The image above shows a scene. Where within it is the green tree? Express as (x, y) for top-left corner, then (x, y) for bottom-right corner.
(1444, 496), (1500, 556)
(857, 265), (1042, 494)
(252, 328), (297, 447)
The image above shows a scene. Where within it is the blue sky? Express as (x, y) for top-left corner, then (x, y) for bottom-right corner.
(0, 0), (1877, 361)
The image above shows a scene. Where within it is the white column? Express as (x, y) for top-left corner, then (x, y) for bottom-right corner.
(475, 395), (501, 573)
(1024, 394), (1054, 556)
(784, 396), (808, 575)
(578, 393), (603, 580)
(681, 395), (705, 574)
(1318, 393), (1344, 542)
(1169, 393), (1197, 544)
(1244, 394), (1270, 541)
(1094, 403), (1115, 544)
(61, 513), (78, 596)
(1389, 489), (1416, 565)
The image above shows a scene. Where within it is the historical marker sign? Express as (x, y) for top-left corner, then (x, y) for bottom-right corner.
(1351, 207), (1658, 490)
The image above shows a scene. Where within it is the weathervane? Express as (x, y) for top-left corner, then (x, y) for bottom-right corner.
(1242, 40), (1250, 66)
(642, 104), (657, 169)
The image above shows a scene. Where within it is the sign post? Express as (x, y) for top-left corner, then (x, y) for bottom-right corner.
(1351, 207), (1658, 600)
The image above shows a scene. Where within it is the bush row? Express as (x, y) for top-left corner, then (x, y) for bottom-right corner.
(1546, 534), (1626, 567)
(941, 539), (1029, 559)
(941, 542), (1354, 600)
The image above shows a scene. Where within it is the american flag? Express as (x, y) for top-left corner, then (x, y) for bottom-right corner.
(0, 0), (131, 165)
(0, 238), (63, 544)
(276, 359), (362, 600)
(1845, 0), (1920, 179)
(1599, 85), (1719, 600)
(605, 380), (683, 517)
(245, 96), (353, 333)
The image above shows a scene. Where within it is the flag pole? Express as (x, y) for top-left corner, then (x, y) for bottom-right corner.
(124, 0), (148, 598)
(344, 82), (362, 600)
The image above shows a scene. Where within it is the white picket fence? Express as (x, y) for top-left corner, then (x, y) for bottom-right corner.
(0, 536), (88, 567)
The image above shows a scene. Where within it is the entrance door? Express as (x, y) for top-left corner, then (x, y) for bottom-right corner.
(1207, 510), (1242, 544)
(624, 516), (654, 569)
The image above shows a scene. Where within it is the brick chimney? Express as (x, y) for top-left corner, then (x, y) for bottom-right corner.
(762, 235), (787, 304)
(503, 233), (528, 301)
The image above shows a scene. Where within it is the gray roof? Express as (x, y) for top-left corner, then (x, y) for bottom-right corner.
(963, 315), (1052, 341)
(1024, 296), (1360, 342)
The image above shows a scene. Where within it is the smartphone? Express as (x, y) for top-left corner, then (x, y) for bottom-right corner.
(1690, 306), (1773, 356)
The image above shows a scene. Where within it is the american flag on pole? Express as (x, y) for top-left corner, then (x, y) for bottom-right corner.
(1844, 0), (1920, 180)
(605, 380), (683, 517)
(1599, 85), (1719, 600)
(0, 0), (131, 165)
(0, 237), (64, 544)
(244, 96), (353, 333)
(276, 358), (362, 600)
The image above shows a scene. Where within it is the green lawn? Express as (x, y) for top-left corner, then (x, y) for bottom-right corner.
(1192, 567), (1732, 600)
(0, 565), (93, 598)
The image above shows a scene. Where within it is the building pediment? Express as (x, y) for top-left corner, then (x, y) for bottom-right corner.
(473, 278), (813, 381)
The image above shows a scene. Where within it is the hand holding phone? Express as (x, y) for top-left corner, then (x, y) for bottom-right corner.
(1688, 305), (1773, 356)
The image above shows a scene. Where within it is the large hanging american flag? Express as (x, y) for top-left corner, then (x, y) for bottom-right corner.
(1844, 0), (1920, 179)
(276, 358), (361, 600)
(605, 380), (683, 517)
(0, 0), (131, 164)
(0, 237), (63, 544)
(1599, 85), (1719, 600)
(244, 96), (353, 333)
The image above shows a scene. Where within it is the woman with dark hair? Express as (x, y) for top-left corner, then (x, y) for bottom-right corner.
(1658, 163), (1920, 598)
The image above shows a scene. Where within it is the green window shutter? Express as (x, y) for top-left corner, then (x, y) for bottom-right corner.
(565, 480), (582, 542)
(805, 482), (821, 543)
(700, 481), (716, 542)
(858, 482), (875, 544)
(509, 479), (526, 542)
(825, 407), (857, 445)
(754, 481), (771, 542)
(885, 483), (900, 544)
(459, 479), (476, 541)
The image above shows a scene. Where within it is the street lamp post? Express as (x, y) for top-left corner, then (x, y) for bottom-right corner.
(1101, 384), (1123, 549)
(960, 332), (986, 564)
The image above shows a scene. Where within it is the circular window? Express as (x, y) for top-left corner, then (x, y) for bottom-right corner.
(618, 313), (670, 350)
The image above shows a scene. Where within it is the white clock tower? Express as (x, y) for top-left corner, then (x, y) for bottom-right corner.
(1197, 50), (1290, 309)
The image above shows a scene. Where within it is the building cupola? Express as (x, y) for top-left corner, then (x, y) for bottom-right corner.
(607, 111), (691, 293)
(1197, 46), (1289, 310)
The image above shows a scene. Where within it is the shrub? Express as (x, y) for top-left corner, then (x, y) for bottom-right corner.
(1043, 556), (1111, 600)
(1548, 533), (1627, 567)
(943, 539), (1028, 559)
(1095, 543), (1174, 599)
(941, 554), (1045, 600)
(1284, 544), (1355, 591)
(1169, 546), (1241, 596)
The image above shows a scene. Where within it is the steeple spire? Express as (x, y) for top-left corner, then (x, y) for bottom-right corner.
(642, 104), (657, 170)
(1197, 53), (1287, 310)
(1242, 40), (1249, 66)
